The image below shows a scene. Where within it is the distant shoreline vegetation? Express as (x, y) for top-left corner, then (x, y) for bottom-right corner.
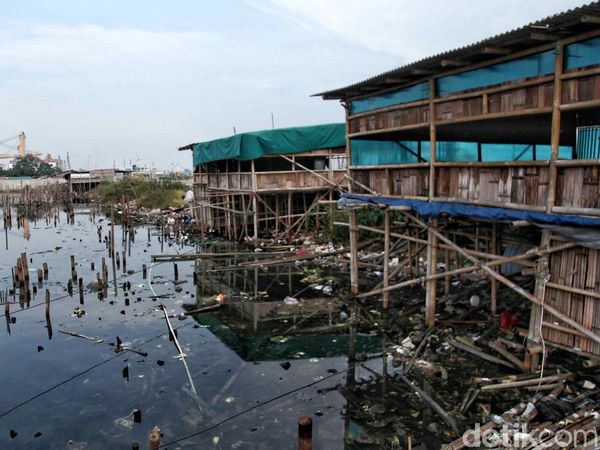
(0, 155), (61, 177)
(97, 178), (188, 209)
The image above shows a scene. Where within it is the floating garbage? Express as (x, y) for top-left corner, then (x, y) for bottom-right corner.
(284, 296), (299, 305)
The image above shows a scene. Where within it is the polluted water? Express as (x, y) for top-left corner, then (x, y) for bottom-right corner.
(0, 205), (391, 449)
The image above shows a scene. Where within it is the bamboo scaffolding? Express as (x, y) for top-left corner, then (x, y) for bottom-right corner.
(405, 212), (600, 346)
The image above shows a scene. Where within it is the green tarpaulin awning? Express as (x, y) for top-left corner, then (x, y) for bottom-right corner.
(191, 123), (345, 165)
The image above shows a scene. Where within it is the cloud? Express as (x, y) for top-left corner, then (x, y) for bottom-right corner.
(0, 23), (218, 74)
(256, 0), (588, 61)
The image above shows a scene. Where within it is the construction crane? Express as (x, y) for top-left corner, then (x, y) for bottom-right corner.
(0, 132), (41, 159)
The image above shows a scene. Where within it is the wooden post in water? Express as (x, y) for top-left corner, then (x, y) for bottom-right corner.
(21, 253), (29, 284)
(111, 211), (116, 258)
(173, 263), (179, 281)
(122, 250), (126, 273)
(297, 417), (313, 450)
(37, 268), (43, 284)
(78, 278), (84, 304)
(142, 264), (147, 279)
(45, 289), (50, 316)
(43, 262), (48, 279)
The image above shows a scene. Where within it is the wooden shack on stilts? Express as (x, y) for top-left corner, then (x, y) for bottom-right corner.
(179, 124), (347, 241)
(317, 2), (600, 370)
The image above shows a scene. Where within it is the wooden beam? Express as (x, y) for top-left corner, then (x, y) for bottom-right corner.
(425, 220), (438, 327)
(481, 46), (511, 55)
(384, 77), (409, 84)
(581, 15), (600, 24)
(428, 78), (436, 201)
(349, 210), (359, 295)
(546, 281), (600, 301)
(412, 68), (436, 76)
(530, 32), (559, 42)
(441, 59), (469, 67)
(278, 154), (345, 192)
(546, 42), (563, 213)
(193, 200), (251, 215)
(383, 208), (390, 310)
(356, 243), (568, 299)
(344, 174), (380, 196)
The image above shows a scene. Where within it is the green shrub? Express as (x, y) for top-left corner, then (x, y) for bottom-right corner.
(97, 178), (187, 209)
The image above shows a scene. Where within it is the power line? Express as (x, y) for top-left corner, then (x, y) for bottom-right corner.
(0, 319), (195, 419)
(159, 368), (347, 448)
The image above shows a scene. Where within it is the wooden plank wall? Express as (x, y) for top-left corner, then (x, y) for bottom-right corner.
(351, 167), (429, 197)
(562, 73), (600, 104)
(255, 171), (345, 191)
(543, 243), (600, 355)
(435, 166), (548, 207)
(348, 104), (429, 134)
(556, 166), (600, 209)
(351, 164), (600, 211)
(348, 80), (555, 134)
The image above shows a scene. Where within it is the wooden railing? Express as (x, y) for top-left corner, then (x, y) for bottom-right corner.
(194, 170), (346, 193)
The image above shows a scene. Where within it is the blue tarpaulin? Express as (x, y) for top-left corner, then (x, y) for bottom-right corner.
(350, 139), (573, 166)
(349, 82), (429, 114)
(340, 193), (600, 228)
(437, 50), (555, 96)
(565, 35), (600, 70)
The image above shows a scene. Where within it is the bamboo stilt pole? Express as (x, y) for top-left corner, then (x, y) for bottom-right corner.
(425, 221), (438, 327)
(349, 210), (359, 296)
(383, 208), (390, 309)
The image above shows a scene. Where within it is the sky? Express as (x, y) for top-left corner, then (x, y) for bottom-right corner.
(0, 0), (588, 170)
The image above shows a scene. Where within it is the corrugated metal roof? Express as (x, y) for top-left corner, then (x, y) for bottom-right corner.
(315, 1), (600, 100)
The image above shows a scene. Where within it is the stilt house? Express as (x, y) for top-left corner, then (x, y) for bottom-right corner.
(180, 123), (347, 240)
(317, 2), (600, 366)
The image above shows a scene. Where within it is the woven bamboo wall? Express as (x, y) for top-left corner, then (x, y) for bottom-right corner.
(543, 244), (600, 355)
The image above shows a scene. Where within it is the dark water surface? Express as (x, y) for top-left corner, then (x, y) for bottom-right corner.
(0, 208), (381, 449)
